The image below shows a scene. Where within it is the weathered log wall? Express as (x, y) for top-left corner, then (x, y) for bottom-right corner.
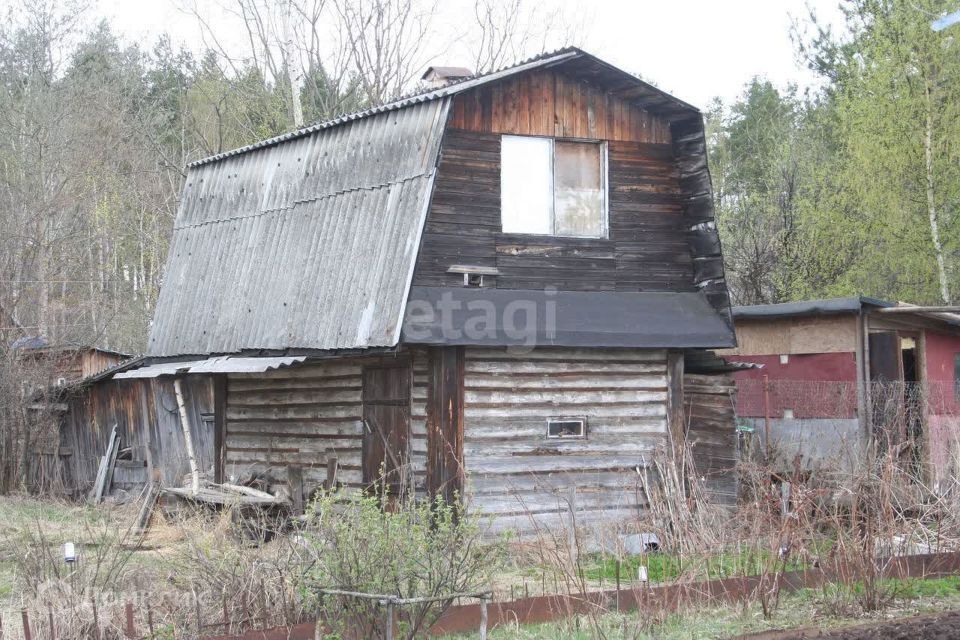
(224, 359), (367, 493)
(461, 347), (669, 531)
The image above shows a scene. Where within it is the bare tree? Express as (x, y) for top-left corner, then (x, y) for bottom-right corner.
(334, 0), (438, 105)
(187, 0), (359, 127)
(469, 0), (588, 74)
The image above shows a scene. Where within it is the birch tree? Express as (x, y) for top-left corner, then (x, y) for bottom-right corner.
(799, 0), (960, 303)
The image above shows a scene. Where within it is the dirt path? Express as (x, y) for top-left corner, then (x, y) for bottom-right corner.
(737, 609), (960, 639)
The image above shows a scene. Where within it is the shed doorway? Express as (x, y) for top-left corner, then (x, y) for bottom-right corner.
(901, 336), (923, 476)
(361, 364), (412, 500)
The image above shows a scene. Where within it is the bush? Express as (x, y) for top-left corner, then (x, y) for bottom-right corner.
(301, 492), (506, 639)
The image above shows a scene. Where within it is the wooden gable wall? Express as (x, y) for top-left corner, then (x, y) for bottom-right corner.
(413, 68), (696, 292)
(447, 68), (672, 142)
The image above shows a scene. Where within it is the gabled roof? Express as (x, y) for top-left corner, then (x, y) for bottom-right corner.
(148, 49), (724, 357)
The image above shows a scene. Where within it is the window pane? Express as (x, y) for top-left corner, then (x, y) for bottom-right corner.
(501, 136), (553, 234)
(554, 141), (604, 237)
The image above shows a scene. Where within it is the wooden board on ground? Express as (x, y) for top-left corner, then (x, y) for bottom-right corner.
(164, 486), (286, 506)
(89, 425), (119, 504)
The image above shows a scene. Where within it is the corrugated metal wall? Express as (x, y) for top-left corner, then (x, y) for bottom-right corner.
(461, 347), (669, 532)
(148, 99), (451, 357)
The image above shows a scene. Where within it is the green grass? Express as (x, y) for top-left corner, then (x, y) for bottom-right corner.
(580, 548), (809, 584)
(893, 575), (960, 598)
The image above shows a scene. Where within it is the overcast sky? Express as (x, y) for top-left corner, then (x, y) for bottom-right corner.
(96, 0), (847, 109)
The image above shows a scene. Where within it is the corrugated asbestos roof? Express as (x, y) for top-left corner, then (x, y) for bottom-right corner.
(148, 99), (451, 357)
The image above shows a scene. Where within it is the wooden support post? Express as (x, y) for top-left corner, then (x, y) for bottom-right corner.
(425, 347), (465, 505)
(863, 311), (873, 447)
(20, 611), (30, 640)
(567, 486), (578, 563)
(479, 597), (488, 640)
(615, 561), (621, 611)
(91, 596), (100, 640)
(47, 606), (54, 640)
(213, 374), (227, 484)
(174, 378), (200, 493)
(90, 425), (119, 504)
(124, 602), (135, 639)
(288, 466), (304, 514)
(666, 351), (685, 460)
(781, 481), (792, 518)
(324, 457), (339, 491)
(385, 601), (394, 640)
(146, 602), (155, 637)
(763, 374), (771, 461)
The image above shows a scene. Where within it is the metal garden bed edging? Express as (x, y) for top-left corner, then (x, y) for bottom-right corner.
(316, 588), (492, 639)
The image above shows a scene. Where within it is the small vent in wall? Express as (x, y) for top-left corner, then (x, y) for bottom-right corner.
(547, 417), (587, 439)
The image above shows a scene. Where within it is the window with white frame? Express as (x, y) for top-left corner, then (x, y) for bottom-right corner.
(501, 135), (607, 238)
(547, 417), (587, 439)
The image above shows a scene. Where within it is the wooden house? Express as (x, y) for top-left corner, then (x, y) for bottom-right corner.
(722, 297), (960, 487)
(11, 337), (129, 388)
(113, 49), (739, 529)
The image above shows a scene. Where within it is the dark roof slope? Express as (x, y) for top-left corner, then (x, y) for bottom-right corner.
(402, 288), (735, 348)
(733, 297), (892, 319)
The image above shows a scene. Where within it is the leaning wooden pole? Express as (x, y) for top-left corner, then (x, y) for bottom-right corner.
(174, 378), (200, 493)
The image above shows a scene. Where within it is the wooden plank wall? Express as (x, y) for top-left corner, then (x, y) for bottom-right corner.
(79, 350), (128, 378)
(683, 372), (738, 506)
(462, 347), (669, 532)
(59, 377), (214, 495)
(448, 69), (671, 142)
(414, 67), (694, 293)
(414, 130), (694, 291)
(718, 316), (859, 357)
(224, 355), (427, 497)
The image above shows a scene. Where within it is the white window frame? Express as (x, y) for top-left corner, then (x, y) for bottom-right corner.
(546, 417), (588, 439)
(500, 135), (609, 239)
